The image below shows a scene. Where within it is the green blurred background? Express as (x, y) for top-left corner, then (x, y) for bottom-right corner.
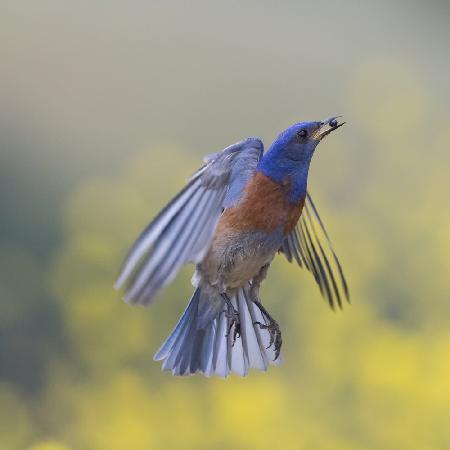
(1, 1), (449, 449)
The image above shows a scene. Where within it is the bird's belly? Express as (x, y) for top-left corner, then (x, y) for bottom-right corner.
(196, 172), (305, 291)
(198, 229), (283, 291)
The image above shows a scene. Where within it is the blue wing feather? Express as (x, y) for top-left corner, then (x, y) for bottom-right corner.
(116, 137), (264, 306)
(279, 192), (350, 309)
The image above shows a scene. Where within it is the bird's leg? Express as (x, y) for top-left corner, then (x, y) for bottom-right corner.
(250, 264), (270, 303)
(249, 264), (282, 359)
(221, 293), (241, 346)
(253, 299), (282, 361)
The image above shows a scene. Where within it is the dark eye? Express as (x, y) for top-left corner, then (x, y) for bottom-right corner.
(297, 129), (307, 139)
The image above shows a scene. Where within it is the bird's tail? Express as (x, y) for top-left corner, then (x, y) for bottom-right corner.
(154, 285), (281, 377)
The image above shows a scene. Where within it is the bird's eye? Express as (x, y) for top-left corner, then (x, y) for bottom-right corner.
(297, 129), (308, 139)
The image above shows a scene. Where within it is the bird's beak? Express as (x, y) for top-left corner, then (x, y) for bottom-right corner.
(311, 116), (345, 141)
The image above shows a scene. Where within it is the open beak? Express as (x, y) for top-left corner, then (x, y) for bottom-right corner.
(311, 116), (345, 140)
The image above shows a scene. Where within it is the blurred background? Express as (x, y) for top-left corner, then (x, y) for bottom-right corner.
(1, 1), (449, 449)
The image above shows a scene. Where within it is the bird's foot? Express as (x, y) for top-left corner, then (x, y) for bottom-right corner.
(254, 319), (282, 360)
(222, 294), (241, 347)
(253, 301), (282, 360)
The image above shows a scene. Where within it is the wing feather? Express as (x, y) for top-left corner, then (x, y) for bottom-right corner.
(306, 193), (350, 300)
(279, 193), (350, 309)
(116, 137), (264, 306)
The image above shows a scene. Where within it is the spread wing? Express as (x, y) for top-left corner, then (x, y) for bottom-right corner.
(115, 137), (264, 306)
(279, 192), (350, 309)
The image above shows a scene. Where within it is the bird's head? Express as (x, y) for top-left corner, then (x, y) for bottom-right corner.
(259, 117), (345, 201)
(269, 116), (345, 163)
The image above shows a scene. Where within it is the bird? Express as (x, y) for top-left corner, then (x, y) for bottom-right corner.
(115, 117), (349, 377)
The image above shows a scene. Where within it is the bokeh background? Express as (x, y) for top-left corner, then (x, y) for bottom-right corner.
(1, 1), (449, 449)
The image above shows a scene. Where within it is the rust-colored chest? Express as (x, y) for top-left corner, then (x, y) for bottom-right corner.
(217, 172), (304, 236)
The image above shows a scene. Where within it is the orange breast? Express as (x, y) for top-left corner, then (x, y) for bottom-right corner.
(217, 172), (304, 235)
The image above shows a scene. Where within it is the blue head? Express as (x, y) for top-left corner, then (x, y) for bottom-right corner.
(258, 117), (344, 203)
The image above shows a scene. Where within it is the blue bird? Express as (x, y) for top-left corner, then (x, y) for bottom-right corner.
(115, 117), (349, 377)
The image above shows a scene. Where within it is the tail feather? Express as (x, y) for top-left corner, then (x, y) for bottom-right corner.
(238, 289), (267, 371)
(154, 285), (281, 377)
(154, 291), (197, 361)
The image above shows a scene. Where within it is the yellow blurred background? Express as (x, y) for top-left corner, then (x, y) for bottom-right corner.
(1, 1), (449, 449)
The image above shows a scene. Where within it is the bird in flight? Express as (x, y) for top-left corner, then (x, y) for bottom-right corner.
(115, 117), (349, 377)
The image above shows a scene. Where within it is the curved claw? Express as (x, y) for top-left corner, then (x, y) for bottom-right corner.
(225, 307), (241, 347)
(254, 319), (282, 360)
